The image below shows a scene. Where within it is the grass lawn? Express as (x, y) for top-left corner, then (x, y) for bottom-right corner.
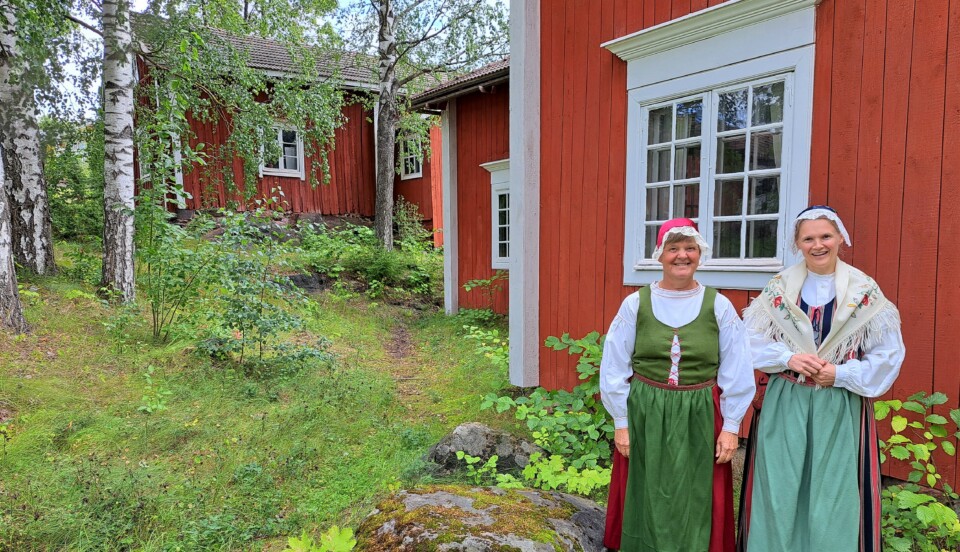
(0, 273), (514, 550)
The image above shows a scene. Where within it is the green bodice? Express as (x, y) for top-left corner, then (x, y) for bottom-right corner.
(631, 285), (720, 385)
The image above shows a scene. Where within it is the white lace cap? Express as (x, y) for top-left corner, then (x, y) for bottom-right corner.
(651, 226), (712, 263)
(792, 208), (852, 252)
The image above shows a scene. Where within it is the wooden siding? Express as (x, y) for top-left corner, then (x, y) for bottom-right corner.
(179, 100), (376, 216)
(394, 124), (444, 247)
(455, 85), (511, 314)
(539, 0), (960, 484)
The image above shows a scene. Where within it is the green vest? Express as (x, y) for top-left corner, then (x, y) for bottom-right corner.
(631, 285), (720, 385)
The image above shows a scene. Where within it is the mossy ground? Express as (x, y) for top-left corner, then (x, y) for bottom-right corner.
(0, 266), (515, 550)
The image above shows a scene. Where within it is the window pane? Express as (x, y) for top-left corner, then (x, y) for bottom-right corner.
(498, 210), (508, 226)
(750, 131), (782, 170)
(748, 176), (780, 215)
(714, 179), (743, 216)
(674, 143), (701, 179)
(646, 186), (670, 220)
(644, 225), (658, 258)
(284, 155), (298, 170)
(713, 221), (742, 258)
(647, 148), (671, 182)
(264, 158), (279, 169)
(499, 227), (508, 241)
(499, 243), (509, 258)
(673, 184), (699, 218)
(718, 89), (748, 131)
(747, 220), (778, 258)
(676, 100), (702, 139)
(752, 81), (785, 125)
(282, 130), (297, 144)
(498, 193), (508, 209)
(716, 134), (746, 174)
(648, 106), (672, 144)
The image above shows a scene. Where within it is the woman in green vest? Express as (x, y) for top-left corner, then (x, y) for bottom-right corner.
(600, 218), (755, 552)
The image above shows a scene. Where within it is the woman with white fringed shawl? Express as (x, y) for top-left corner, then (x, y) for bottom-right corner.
(737, 206), (906, 552)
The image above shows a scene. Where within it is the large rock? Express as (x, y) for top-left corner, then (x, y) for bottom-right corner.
(427, 422), (542, 472)
(355, 485), (606, 551)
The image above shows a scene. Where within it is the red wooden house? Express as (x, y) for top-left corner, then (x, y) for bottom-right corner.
(412, 59), (511, 311)
(434, 0), (960, 486)
(135, 29), (442, 232)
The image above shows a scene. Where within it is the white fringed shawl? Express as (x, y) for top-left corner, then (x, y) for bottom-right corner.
(743, 261), (901, 385)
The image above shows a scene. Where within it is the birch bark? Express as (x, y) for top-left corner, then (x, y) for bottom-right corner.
(101, 0), (136, 301)
(0, 148), (27, 332)
(0, 1), (56, 275)
(374, 0), (398, 251)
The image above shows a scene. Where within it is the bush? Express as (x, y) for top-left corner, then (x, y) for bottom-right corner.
(42, 116), (104, 241)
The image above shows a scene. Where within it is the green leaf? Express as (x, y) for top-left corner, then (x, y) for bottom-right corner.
(896, 490), (935, 509)
(889, 446), (910, 461)
(886, 536), (912, 552)
(926, 473), (937, 487)
(874, 401), (890, 420)
(902, 401), (926, 415)
(930, 424), (948, 438)
(886, 434), (910, 444)
(942, 441), (956, 456)
(927, 392), (949, 406)
(891, 415), (908, 433)
(908, 471), (923, 483)
(925, 414), (948, 425)
(950, 409), (960, 428)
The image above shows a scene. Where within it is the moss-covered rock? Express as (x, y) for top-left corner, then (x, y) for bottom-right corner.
(355, 485), (605, 551)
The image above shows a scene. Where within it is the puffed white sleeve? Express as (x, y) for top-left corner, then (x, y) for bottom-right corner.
(747, 328), (795, 374)
(834, 312), (905, 398)
(715, 295), (756, 434)
(600, 293), (639, 430)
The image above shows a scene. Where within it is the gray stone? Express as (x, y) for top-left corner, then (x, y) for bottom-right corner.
(355, 485), (606, 551)
(427, 422), (543, 472)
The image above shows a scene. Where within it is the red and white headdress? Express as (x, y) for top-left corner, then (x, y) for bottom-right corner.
(651, 218), (711, 262)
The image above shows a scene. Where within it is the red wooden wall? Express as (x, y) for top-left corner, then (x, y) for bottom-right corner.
(395, 124), (444, 247)
(538, 0), (960, 485)
(456, 85), (511, 314)
(181, 100), (376, 216)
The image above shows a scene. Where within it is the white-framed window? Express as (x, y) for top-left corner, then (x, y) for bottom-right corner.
(481, 159), (510, 269)
(400, 137), (423, 179)
(606, 0), (817, 289)
(640, 75), (787, 261)
(262, 127), (305, 180)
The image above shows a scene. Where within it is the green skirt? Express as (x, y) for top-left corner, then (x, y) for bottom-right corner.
(621, 378), (715, 552)
(745, 375), (862, 552)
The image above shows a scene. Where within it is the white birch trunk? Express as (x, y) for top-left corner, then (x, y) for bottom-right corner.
(0, 2), (56, 275)
(375, 0), (398, 251)
(102, 0), (136, 302)
(0, 147), (27, 333)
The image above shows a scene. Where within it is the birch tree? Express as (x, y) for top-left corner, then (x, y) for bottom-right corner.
(0, 150), (26, 333)
(338, 0), (508, 250)
(0, 0), (58, 275)
(101, 0), (137, 301)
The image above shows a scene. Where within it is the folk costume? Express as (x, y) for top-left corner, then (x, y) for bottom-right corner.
(737, 207), (905, 552)
(600, 219), (754, 552)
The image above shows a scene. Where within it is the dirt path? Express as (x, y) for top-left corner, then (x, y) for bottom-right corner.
(383, 323), (427, 410)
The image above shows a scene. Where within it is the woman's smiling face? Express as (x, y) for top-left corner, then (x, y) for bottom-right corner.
(796, 218), (841, 275)
(659, 236), (701, 281)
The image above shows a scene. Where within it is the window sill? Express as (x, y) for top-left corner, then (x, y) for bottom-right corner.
(262, 168), (302, 178)
(626, 262), (784, 290)
(400, 172), (423, 180)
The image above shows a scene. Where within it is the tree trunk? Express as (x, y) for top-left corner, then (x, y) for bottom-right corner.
(101, 0), (136, 302)
(0, 2), (56, 275)
(374, 0), (398, 251)
(0, 148), (27, 333)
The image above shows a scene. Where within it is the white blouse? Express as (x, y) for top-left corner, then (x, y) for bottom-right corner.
(599, 282), (755, 434)
(749, 272), (905, 398)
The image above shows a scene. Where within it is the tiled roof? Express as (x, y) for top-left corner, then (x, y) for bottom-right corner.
(411, 57), (510, 106)
(207, 29), (377, 87)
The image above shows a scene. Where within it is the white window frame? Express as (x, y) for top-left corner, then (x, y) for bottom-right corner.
(605, 0), (817, 289)
(400, 136), (423, 180)
(481, 159), (511, 269)
(261, 127), (305, 180)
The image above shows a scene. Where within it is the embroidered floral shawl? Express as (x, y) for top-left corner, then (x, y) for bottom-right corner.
(743, 260), (901, 369)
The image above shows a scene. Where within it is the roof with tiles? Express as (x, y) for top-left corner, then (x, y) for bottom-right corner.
(411, 57), (510, 106)
(206, 28), (377, 87)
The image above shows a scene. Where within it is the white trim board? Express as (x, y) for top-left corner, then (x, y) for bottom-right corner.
(441, 100), (459, 315)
